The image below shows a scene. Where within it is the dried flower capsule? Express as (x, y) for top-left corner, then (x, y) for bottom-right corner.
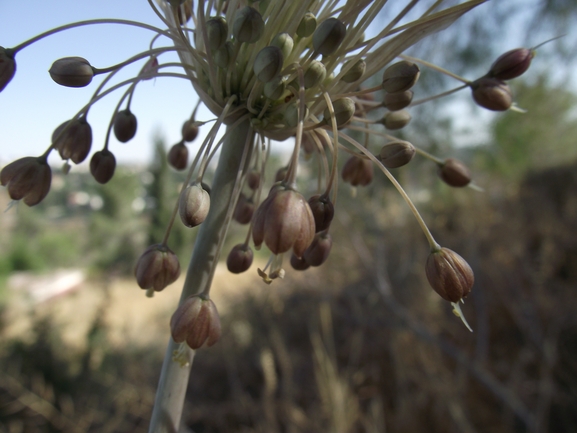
(181, 120), (199, 142)
(303, 232), (332, 267)
(168, 142), (189, 170)
(380, 109), (412, 130)
(90, 149), (116, 184)
(426, 247), (474, 303)
(382, 90), (413, 111)
(297, 12), (317, 38)
(233, 193), (255, 224)
(489, 48), (534, 81)
(1, 157), (51, 206)
(252, 185), (315, 258)
(323, 97), (355, 128)
(438, 158), (471, 187)
(206, 16), (228, 51)
(254, 46), (283, 82)
(214, 41), (234, 68)
(264, 76), (286, 100)
(170, 295), (221, 349)
(113, 109), (138, 143)
(52, 117), (92, 164)
(233, 6), (264, 43)
(382, 61), (420, 93)
(135, 244), (181, 292)
(49, 57), (94, 87)
(179, 183), (210, 227)
(471, 77), (512, 111)
(378, 140), (415, 168)
(313, 18), (347, 56)
(342, 156), (373, 187)
(0, 46), (16, 92)
(308, 194), (334, 232)
(341, 58), (366, 83)
(271, 33), (294, 61)
(304, 60), (326, 88)
(227, 244), (253, 273)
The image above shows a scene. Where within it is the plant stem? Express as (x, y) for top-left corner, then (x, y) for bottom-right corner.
(148, 119), (253, 433)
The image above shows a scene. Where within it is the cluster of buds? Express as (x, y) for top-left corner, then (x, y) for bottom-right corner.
(0, 0), (551, 345)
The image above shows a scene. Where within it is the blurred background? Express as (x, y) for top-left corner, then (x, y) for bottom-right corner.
(1, 1), (577, 432)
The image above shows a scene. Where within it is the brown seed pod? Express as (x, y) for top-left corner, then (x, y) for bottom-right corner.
(382, 61), (420, 93)
(438, 158), (471, 187)
(181, 120), (199, 142)
(0, 46), (16, 92)
(113, 109), (138, 143)
(290, 253), (310, 271)
(426, 247), (474, 303)
(52, 117), (92, 164)
(470, 77), (512, 111)
(340, 59), (366, 83)
(323, 97), (355, 129)
(342, 155), (373, 187)
(179, 183), (210, 227)
(49, 57), (94, 87)
(489, 48), (534, 81)
(378, 140), (415, 168)
(246, 171), (261, 190)
(90, 149), (116, 184)
(135, 244), (181, 292)
(308, 194), (334, 232)
(168, 142), (189, 170)
(313, 18), (347, 56)
(297, 12), (317, 38)
(380, 109), (412, 130)
(0, 157), (51, 206)
(271, 32), (294, 61)
(206, 16), (228, 51)
(170, 295), (222, 349)
(233, 193), (255, 224)
(382, 90), (413, 111)
(227, 244), (254, 274)
(303, 232), (332, 267)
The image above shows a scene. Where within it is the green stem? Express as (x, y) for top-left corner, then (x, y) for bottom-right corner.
(147, 119), (253, 433)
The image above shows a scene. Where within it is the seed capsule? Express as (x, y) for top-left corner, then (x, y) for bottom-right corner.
(382, 61), (420, 93)
(380, 109), (411, 130)
(214, 41), (234, 68)
(271, 33), (294, 62)
(179, 183), (210, 227)
(181, 120), (199, 142)
(323, 97), (355, 128)
(233, 193), (255, 224)
(135, 244), (181, 292)
(297, 12), (317, 38)
(0, 46), (16, 92)
(313, 18), (347, 56)
(206, 16), (228, 51)
(247, 171), (260, 190)
(304, 60), (326, 88)
(284, 102), (309, 128)
(49, 57), (94, 87)
(290, 253), (310, 271)
(342, 156), (373, 187)
(264, 76), (286, 100)
(90, 149), (116, 184)
(303, 232), (332, 267)
(438, 158), (471, 187)
(254, 46), (284, 83)
(168, 142), (189, 170)
(113, 109), (138, 143)
(471, 77), (512, 111)
(52, 117), (93, 164)
(426, 247), (474, 303)
(1, 157), (51, 206)
(378, 140), (415, 168)
(170, 295), (221, 349)
(340, 59), (366, 83)
(227, 244), (254, 274)
(382, 90), (413, 111)
(233, 6), (264, 43)
(489, 48), (534, 81)
(308, 194), (334, 232)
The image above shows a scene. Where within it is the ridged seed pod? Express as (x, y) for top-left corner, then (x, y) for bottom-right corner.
(135, 244), (181, 292)
(426, 247), (474, 303)
(323, 97), (355, 128)
(340, 59), (366, 83)
(382, 61), (420, 93)
(90, 149), (116, 184)
(215, 41), (234, 68)
(206, 16), (228, 51)
(297, 12), (317, 38)
(227, 244), (254, 274)
(233, 6), (264, 43)
(113, 109), (138, 143)
(168, 142), (189, 170)
(438, 158), (471, 187)
(254, 46), (283, 82)
(378, 140), (415, 168)
(49, 57), (94, 87)
(382, 90), (413, 111)
(380, 109), (411, 130)
(304, 60), (326, 88)
(471, 77), (512, 111)
(313, 18), (346, 56)
(0, 157), (52, 206)
(179, 183), (210, 227)
(489, 48), (534, 81)
(0, 46), (16, 92)
(308, 194), (334, 232)
(271, 33), (294, 61)
(170, 295), (221, 349)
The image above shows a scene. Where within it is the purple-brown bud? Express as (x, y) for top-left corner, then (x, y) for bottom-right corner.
(233, 193), (255, 224)
(113, 109), (138, 143)
(489, 48), (534, 81)
(1, 157), (51, 206)
(49, 57), (94, 87)
(290, 253), (310, 271)
(308, 194), (334, 232)
(382, 61), (420, 93)
(246, 171), (261, 190)
(303, 232), (332, 267)
(471, 77), (512, 111)
(438, 158), (471, 187)
(135, 244), (181, 292)
(170, 295), (222, 349)
(378, 140), (415, 168)
(52, 117), (92, 164)
(227, 243), (254, 274)
(168, 142), (189, 170)
(342, 156), (373, 187)
(0, 46), (16, 92)
(90, 149), (116, 184)
(275, 166), (288, 182)
(179, 183), (210, 228)
(181, 120), (199, 142)
(426, 247), (474, 303)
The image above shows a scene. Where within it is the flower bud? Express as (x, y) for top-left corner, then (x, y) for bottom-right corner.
(489, 48), (534, 81)
(52, 117), (92, 164)
(340, 58), (366, 83)
(313, 18), (347, 56)
(233, 193), (255, 224)
(181, 120), (199, 142)
(227, 244), (253, 274)
(135, 244), (181, 292)
(471, 77), (512, 111)
(275, 166), (288, 182)
(342, 156), (373, 187)
(308, 194), (334, 232)
(304, 60), (326, 88)
(284, 102), (309, 128)
(113, 109), (138, 143)
(214, 41), (234, 68)
(303, 232), (332, 267)
(426, 247), (474, 303)
(382, 90), (413, 111)
(271, 33), (294, 61)
(254, 46), (283, 82)
(206, 16), (228, 51)
(290, 253), (310, 271)
(1, 157), (51, 206)
(323, 97), (355, 128)
(438, 158), (471, 187)
(297, 12), (317, 38)
(252, 185), (315, 258)
(168, 142), (189, 170)
(380, 109), (411, 130)
(382, 61), (420, 93)
(90, 149), (116, 184)
(233, 6), (264, 43)
(378, 140), (415, 168)
(179, 183), (210, 227)
(49, 57), (94, 87)
(0, 46), (16, 92)
(264, 76), (286, 100)
(247, 171), (261, 190)
(170, 295), (221, 349)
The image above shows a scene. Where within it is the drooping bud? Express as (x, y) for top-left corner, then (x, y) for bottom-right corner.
(342, 156), (373, 187)
(382, 90), (413, 111)
(264, 76), (286, 100)
(179, 183), (210, 227)
(308, 194), (334, 232)
(49, 57), (94, 87)
(233, 193), (255, 224)
(233, 6), (264, 43)
(297, 12), (317, 38)
(170, 295), (221, 349)
(313, 18), (347, 56)
(489, 48), (534, 81)
(340, 59), (366, 83)
(254, 46), (284, 82)
(135, 244), (181, 292)
(0, 46), (16, 92)
(168, 142), (188, 170)
(378, 140), (415, 168)
(181, 120), (199, 142)
(90, 149), (116, 184)
(290, 253), (310, 271)
(247, 171), (261, 190)
(1, 157), (51, 206)
(214, 41), (234, 68)
(52, 117), (93, 164)
(470, 77), (512, 111)
(113, 109), (138, 143)
(323, 97), (355, 128)
(227, 244), (253, 273)
(303, 232), (332, 267)
(382, 61), (420, 93)
(206, 16), (228, 51)
(271, 33), (294, 61)
(438, 158), (471, 187)
(426, 247), (474, 303)
(275, 166), (288, 182)
(380, 109), (412, 130)
(304, 60), (326, 88)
